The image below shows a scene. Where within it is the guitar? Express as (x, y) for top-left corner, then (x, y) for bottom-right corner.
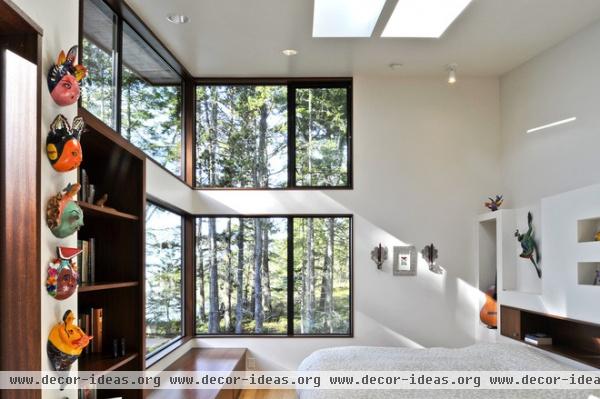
(480, 283), (497, 329)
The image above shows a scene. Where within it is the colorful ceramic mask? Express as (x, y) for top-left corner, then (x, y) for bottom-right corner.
(47, 46), (87, 106)
(47, 247), (81, 300)
(46, 183), (84, 238)
(47, 310), (91, 371)
(46, 115), (84, 172)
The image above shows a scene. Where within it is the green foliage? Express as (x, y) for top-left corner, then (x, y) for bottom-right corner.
(196, 217), (351, 336)
(145, 204), (183, 354)
(81, 38), (115, 128)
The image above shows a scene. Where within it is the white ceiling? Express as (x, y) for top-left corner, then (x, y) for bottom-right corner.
(124, 0), (600, 78)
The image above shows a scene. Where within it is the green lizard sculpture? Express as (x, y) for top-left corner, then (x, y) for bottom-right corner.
(515, 212), (541, 278)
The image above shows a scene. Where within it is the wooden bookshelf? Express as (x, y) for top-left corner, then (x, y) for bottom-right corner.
(77, 108), (146, 398)
(78, 201), (139, 221)
(501, 305), (600, 368)
(79, 281), (139, 293)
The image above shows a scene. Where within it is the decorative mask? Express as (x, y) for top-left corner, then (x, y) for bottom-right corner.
(47, 310), (91, 371)
(47, 46), (87, 106)
(46, 115), (84, 172)
(47, 247), (81, 300)
(46, 183), (84, 238)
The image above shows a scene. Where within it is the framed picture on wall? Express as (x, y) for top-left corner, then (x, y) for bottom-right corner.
(393, 246), (417, 276)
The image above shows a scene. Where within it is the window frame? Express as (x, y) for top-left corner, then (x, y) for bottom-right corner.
(194, 78), (353, 190)
(193, 214), (354, 338)
(79, 0), (189, 181)
(144, 199), (186, 361)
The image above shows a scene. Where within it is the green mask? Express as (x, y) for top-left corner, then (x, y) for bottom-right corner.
(52, 201), (84, 238)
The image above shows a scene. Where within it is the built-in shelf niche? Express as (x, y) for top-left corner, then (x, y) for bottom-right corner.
(478, 218), (497, 291)
(577, 217), (600, 243)
(578, 262), (600, 286)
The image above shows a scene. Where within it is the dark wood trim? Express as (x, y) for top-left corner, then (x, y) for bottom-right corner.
(195, 77), (352, 85)
(183, 78), (195, 186)
(79, 281), (139, 293)
(0, 5), (42, 397)
(0, 0), (43, 35)
(184, 216), (195, 338)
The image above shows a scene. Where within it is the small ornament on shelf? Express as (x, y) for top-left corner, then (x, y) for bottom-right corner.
(47, 310), (91, 372)
(95, 193), (108, 207)
(47, 45), (87, 106)
(46, 183), (84, 238)
(46, 247), (81, 300)
(484, 194), (504, 212)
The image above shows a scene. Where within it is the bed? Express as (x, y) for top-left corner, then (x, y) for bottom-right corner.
(297, 343), (599, 399)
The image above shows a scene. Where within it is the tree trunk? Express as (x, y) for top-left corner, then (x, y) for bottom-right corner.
(225, 219), (233, 332)
(235, 220), (245, 333)
(197, 218), (206, 323)
(323, 218), (335, 332)
(262, 225), (272, 314)
(253, 219), (264, 333)
(303, 218), (315, 333)
(208, 218), (219, 333)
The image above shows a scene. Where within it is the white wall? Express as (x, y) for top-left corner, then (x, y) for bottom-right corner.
(500, 20), (600, 209)
(9, 0), (79, 398)
(149, 75), (502, 370)
(498, 19), (600, 319)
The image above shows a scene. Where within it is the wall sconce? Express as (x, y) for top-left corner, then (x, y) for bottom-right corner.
(370, 243), (388, 270)
(421, 243), (444, 274)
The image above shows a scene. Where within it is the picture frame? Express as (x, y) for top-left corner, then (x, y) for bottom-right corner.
(393, 246), (417, 276)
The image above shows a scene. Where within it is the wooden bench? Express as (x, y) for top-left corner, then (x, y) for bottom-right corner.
(147, 348), (247, 399)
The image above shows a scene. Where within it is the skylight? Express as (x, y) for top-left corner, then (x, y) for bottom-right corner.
(312, 0), (386, 37)
(382, 0), (472, 38)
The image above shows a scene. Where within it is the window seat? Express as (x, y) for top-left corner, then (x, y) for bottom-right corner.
(146, 348), (247, 399)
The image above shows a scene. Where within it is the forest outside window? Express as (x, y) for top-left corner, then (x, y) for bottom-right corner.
(195, 216), (352, 336)
(195, 81), (352, 189)
(145, 203), (184, 356)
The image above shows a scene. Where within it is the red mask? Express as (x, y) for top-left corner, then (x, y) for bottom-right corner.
(51, 74), (80, 106)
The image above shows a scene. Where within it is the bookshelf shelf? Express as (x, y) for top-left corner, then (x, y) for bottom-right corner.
(78, 352), (139, 373)
(78, 201), (139, 221)
(79, 281), (139, 293)
(77, 107), (145, 397)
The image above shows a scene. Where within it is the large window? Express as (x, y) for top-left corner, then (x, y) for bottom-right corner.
(121, 24), (183, 176)
(195, 81), (352, 189)
(81, 0), (184, 177)
(196, 216), (352, 336)
(145, 203), (183, 356)
(81, 0), (117, 128)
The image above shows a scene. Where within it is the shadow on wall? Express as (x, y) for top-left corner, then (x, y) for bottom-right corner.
(193, 189), (482, 367)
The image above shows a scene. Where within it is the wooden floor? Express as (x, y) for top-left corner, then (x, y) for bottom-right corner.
(239, 390), (297, 399)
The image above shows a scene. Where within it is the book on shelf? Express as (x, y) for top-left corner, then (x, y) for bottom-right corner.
(77, 240), (88, 284)
(91, 307), (103, 354)
(524, 333), (552, 346)
(77, 239), (95, 284)
(88, 238), (96, 284)
(80, 169), (88, 203)
(78, 313), (91, 355)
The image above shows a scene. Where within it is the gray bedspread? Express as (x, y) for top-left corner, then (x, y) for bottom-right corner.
(297, 343), (599, 399)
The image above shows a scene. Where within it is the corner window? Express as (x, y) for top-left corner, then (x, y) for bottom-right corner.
(195, 216), (352, 336)
(145, 202), (183, 356)
(121, 23), (183, 176)
(195, 80), (352, 189)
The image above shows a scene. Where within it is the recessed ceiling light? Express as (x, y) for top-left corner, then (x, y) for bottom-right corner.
(313, 0), (387, 37)
(446, 64), (457, 84)
(282, 49), (298, 56)
(166, 14), (190, 24)
(389, 63), (403, 70)
(382, 0), (472, 38)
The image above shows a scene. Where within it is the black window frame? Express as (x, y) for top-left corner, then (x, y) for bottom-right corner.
(144, 199), (186, 360)
(194, 78), (353, 190)
(79, 0), (188, 182)
(193, 214), (354, 338)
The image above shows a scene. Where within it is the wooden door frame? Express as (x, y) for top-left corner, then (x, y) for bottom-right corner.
(0, 1), (42, 398)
